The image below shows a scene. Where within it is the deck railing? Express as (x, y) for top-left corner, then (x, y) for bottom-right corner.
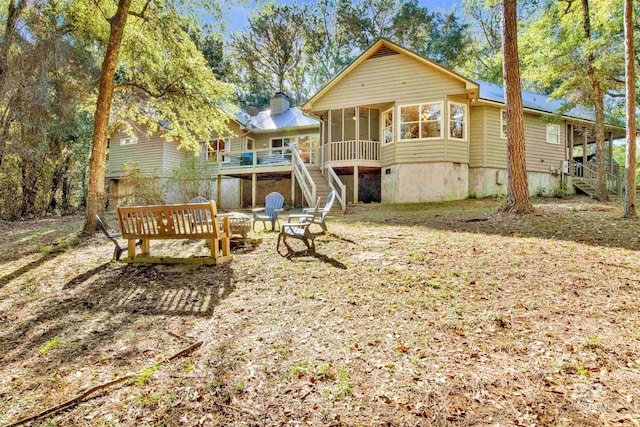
(573, 160), (623, 194)
(324, 140), (380, 163)
(217, 146), (294, 171)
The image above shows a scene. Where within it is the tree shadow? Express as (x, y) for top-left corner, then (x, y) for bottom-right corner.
(0, 262), (235, 365)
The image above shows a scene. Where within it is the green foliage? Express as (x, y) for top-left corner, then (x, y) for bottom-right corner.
(119, 163), (166, 206)
(167, 156), (216, 202)
(520, 0), (625, 113)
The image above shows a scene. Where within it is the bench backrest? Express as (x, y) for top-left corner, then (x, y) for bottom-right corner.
(117, 202), (221, 239)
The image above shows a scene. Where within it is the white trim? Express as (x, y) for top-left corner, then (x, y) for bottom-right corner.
(382, 107), (394, 145)
(397, 101), (444, 142)
(447, 101), (468, 142)
(120, 137), (138, 146)
(500, 109), (507, 139)
(546, 123), (560, 144)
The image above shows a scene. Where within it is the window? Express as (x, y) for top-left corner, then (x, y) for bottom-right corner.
(399, 102), (442, 140)
(120, 137), (137, 146)
(245, 137), (255, 151)
(330, 109), (342, 142)
(500, 110), (507, 139)
(448, 101), (467, 141)
(382, 109), (394, 144)
(207, 138), (230, 162)
(546, 124), (560, 144)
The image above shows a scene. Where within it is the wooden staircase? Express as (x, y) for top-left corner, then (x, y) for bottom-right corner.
(306, 166), (343, 212)
(572, 160), (623, 198)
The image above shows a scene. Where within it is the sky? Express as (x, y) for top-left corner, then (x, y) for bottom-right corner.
(223, 0), (464, 33)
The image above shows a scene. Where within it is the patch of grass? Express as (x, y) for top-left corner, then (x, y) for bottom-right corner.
(581, 337), (603, 350)
(136, 363), (160, 386)
(40, 338), (61, 354)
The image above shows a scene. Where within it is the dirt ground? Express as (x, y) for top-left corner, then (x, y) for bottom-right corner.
(1, 196), (639, 426)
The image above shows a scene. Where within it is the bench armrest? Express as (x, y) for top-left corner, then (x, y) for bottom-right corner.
(251, 207), (265, 213)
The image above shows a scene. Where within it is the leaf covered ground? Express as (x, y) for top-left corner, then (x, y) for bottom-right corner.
(1, 196), (640, 426)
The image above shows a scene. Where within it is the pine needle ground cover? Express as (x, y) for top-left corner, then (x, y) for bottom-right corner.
(1, 196), (639, 426)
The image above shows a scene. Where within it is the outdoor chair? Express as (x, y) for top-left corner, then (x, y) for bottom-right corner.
(95, 215), (140, 261)
(301, 190), (336, 233)
(252, 192), (284, 231)
(189, 196), (211, 227)
(277, 198), (322, 255)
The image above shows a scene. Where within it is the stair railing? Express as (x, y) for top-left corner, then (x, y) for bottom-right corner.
(325, 164), (347, 212)
(291, 145), (317, 207)
(573, 160), (623, 195)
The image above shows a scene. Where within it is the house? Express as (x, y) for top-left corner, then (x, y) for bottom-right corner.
(107, 38), (629, 211)
(106, 93), (322, 208)
(301, 39), (627, 204)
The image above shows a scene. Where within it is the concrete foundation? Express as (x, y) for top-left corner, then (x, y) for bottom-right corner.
(381, 162), (468, 203)
(469, 168), (569, 198)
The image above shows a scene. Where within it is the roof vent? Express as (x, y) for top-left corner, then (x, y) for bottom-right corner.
(368, 45), (399, 60)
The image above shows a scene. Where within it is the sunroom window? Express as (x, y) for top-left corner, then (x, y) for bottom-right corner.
(448, 102), (467, 141)
(399, 102), (442, 140)
(382, 109), (393, 144)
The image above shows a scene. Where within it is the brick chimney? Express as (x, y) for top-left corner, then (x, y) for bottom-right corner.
(269, 92), (290, 115)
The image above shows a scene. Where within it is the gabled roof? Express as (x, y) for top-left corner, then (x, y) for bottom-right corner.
(303, 38), (479, 110)
(231, 107), (318, 131)
(474, 79), (596, 123)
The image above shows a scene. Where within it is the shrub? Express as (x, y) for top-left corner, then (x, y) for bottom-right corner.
(167, 156), (216, 202)
(119, 162), (166, 206)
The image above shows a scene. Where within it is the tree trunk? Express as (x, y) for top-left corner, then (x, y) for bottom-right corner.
(83, 0), (134, 232)
(623, 0), (637, 218)
(500, 0), (534, 214)
(48, 152), (69, 215)
(580, 0), (608, 202)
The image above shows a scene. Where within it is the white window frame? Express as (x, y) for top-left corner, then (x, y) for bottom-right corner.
(447, 101), (468, 142)
(245, 137), (255, 151)
(397, 101), (444, 142)
(120, 137), (138, 146)
(207, 137), (230, 163)
(546, 124), (560, 144)
(382, 108), (394, 145)
(500, 109), (507, 139)
(269, 136), (294, 149)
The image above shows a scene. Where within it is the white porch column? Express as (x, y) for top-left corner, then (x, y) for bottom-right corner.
(353, 165), (359, 204)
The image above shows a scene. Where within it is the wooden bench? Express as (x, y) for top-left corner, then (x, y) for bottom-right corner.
(116, 202), (232, 264)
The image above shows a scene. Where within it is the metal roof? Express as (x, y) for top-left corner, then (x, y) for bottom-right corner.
(233, 107), (319, 131)
(474, 79), (596, 122)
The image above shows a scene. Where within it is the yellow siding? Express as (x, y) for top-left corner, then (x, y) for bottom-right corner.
(312, 52), (471, 165)
(469, 106), (484, 167)
(108, 127), (164, 178)
(312, 53), (466, 110)
(380, 143), (394, 166)
(163, 141), (188, 173)
(483, 106), (566, 173)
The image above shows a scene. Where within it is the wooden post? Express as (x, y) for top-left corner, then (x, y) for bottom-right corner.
(239, 178), (244, 207)
(291, 171), (296, 205)
(216, 175), (222, 208)
(353, 165), (359, 204)
(128, 239), (136, 260)
(141, 239), (149, 256)
(252, 173), (257, 208)
(583, 131), (588, 175)
(569, 124), (574, 176)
